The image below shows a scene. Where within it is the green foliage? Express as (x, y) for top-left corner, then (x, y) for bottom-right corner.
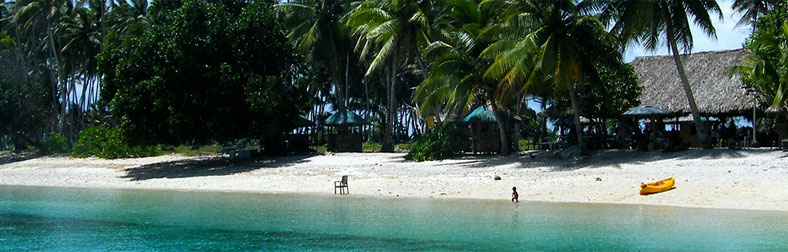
(736, 4), (788, 113)
(554, 63), (642, 119)
(406, 123), (468, 162)
(395, 142), (413, 151)
(0, 78), (51, 147)
(99, 0), (307, 146)
(38, 134), (69, 155)
(71, 126), (163, 159)
(362, 142), (382, 152)
(171, 145), (222, 156)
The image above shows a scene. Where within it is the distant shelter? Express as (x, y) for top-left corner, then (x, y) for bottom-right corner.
(322, 109), (369, 152)
(462, 106), (518, 154)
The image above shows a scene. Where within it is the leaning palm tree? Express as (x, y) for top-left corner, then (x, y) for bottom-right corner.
(592, 0), (722, 149)
(482, 0), (621, 153)
(345, 0), (436, 152)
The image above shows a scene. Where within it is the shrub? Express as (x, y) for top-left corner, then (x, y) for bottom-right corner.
(39, 134), (69, 155)
(72, 126), (163, 159)
(406, 122), (468, 162)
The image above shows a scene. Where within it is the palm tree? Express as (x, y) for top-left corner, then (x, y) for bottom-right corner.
(275, 0), (356, 110)
(12, 0), (68, 131)
(733, 21), (788, 116)
(106, 0), (148, 35)
(415, 0), (520, 155)
(731, 0), (777, 31)
(481, 0), (621, 153)
(345, 0), (436, 152)
(593, 0), (722, 149)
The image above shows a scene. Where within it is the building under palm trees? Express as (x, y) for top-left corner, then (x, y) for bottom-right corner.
(629, 49), (783, 147)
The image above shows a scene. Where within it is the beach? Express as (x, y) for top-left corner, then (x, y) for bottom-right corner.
(0, 149), (786, 212)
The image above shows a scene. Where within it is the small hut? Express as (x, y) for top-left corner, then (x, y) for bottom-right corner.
(322, 109), (369, 152)
(462, 106), (518, 154)
(288, 116), (315, 152)
(630, 49), (763, 147)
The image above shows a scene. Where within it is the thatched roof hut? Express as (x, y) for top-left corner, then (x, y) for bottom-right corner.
(630, 49), (757, 116)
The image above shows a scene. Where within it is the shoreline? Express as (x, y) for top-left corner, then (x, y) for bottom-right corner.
(5, 183), (788, 214)
(1, 149), (787, 212)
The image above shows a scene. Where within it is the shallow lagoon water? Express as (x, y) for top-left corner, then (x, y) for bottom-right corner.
(1, 185), (786, 251)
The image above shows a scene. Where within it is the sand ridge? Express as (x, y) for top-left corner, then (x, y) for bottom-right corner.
(0, 149), (786, 211)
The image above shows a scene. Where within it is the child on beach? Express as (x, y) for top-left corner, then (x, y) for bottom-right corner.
(512, 187), (519, 202)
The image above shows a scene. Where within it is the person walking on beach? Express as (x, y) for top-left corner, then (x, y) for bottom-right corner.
(512, 187), (519, 202)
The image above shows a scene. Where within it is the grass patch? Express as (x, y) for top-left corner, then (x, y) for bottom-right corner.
(362, 142), (381, 152)
(396, 142), (413, 150)
(171, 145), (222, 156)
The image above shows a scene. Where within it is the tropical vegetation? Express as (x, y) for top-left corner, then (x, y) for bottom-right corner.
(0, 0), (764, 159)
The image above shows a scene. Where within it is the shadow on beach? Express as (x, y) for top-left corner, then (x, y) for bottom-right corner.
(456, 148), (770, 172)
(121, 153), (318, 181)
(0, 151), (40, 166)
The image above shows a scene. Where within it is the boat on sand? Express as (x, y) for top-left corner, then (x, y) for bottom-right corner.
(640, 177), (675, 195)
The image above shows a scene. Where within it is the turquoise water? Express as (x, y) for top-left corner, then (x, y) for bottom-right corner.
(1, 185), (787, 251)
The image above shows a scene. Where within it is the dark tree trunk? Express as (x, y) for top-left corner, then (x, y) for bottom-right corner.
(490, 98), (510, 155)
(666, 18), (712, 149)
(568, 84), (587, 153)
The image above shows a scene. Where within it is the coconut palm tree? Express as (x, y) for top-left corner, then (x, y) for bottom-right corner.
(481, 0), (621, 153)
(275, 0), (356, 110)
(12, 0), (68, 131)
(345, 0), (436, 152)
(731, 0), (777, 30)
(415, 0), (523, 155)
(106, 0), (148, 34)
(733, 21), (788, 115)
(593, 0), (722, 149)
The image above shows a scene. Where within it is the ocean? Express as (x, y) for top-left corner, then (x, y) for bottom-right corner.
(1, 185), (786, 251)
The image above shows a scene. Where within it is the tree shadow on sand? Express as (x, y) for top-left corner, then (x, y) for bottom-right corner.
(121, 153), (318, 181)
(0, 151), (41, 166)
(457, 149), (763, 172)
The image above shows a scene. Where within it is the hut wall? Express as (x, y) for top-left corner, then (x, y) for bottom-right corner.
(469, 122), (517, 154)
(327, 133), (362, 152)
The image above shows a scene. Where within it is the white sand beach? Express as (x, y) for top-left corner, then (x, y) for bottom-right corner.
(0, 149), (786, 211)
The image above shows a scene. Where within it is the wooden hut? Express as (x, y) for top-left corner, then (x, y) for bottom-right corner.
(322, 109), (369, 152)
(630, 49), (767, 147)
(462, 106), (518, 154)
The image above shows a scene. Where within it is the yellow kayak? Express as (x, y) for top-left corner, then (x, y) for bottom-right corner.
(639, 177), (675, 195)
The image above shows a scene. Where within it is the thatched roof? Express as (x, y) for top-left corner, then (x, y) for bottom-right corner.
(630, 49), (757, 116)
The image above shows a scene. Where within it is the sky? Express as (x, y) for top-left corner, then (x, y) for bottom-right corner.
(622, 0), (750, 62)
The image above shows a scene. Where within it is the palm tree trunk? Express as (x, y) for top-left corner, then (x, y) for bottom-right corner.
(668, 40), (712, 149)
(382, 49), (396, 152)
(513, 96), (524, 151)
(490, 97), (510, 155)
(568, 84), (587, 153)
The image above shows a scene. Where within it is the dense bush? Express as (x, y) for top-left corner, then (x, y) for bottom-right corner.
(406, 123), (468, 162)
(71, 126), (163, 159)
(38, 134), (69, 155)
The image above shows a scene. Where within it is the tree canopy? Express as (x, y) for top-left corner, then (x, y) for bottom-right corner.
(99, 0), (307, 145)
